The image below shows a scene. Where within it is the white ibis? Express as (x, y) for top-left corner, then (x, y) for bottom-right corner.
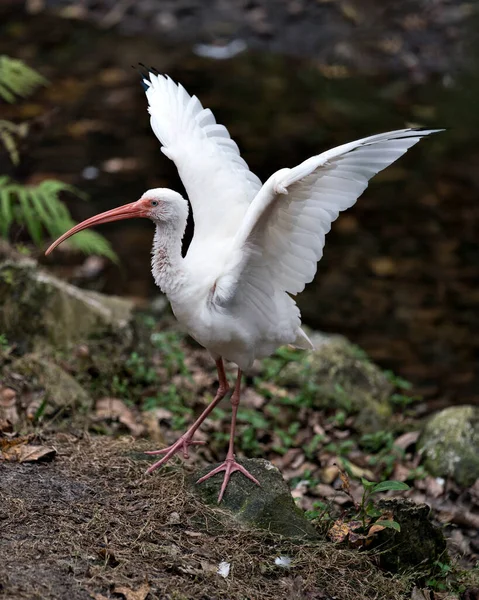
(46, 69), (441, 502)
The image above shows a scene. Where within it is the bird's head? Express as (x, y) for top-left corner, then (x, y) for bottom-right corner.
(45, 188), (188, 256)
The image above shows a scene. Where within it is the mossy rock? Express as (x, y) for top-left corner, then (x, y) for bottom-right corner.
(418, 405), (479, 487)
(4, 353), (92, 415)
(373, 498), (448, 573)
(191, 458), (318, 538)
(275, 333), (393, 433)
(0, 259), (134, 352)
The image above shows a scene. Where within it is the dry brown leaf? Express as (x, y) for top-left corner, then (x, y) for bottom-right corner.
(114, 582), (150, 600)
(393, 431), (420, 450)
(424, 476), (445, 498)
(328, 519), (350, 543)
(321, 465), (340, 484)
(345, 462), (375, 481)
(339, 469), (351, 494)
(314, 483), (350, 505)
(0, 437), (56, 463)
(368, 523), (386, 536)
(96, 398), (144, 437)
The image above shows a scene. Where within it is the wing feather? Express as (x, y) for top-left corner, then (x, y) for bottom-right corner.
(143, 72), (262, 244)
(216, 128), (442, 344)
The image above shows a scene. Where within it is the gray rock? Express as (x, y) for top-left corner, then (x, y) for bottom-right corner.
(191, 458), (318, 538)
(274, 332), (393, 433)
(418, 405), (479, 487)
(0, 260), (134, 351)
(4, 354), (92, 414)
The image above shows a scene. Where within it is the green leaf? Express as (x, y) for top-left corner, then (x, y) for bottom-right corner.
(0, 55), (47, 102)
(361, 477), (376, 489)
(372, 480), (410, 494)
(0, 186), (14, 236)
(0, 176), (117, 261)
(18, 188), (42, 245)
(366, 505), (382, 518)
(375, 519), (401, 532)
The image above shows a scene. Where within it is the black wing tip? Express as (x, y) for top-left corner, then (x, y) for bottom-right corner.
(133, 63), (164, 89)
(410, 126), (446, 133)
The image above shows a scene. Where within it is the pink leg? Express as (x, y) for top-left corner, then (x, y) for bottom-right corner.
(196, 369), (261, 503)
(145, 358), (229, 474)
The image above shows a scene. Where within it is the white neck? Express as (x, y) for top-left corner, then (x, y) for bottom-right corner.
(151, 221), (186, 297)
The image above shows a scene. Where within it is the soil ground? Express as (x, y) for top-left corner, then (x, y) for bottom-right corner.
(0, 435), (409, 600)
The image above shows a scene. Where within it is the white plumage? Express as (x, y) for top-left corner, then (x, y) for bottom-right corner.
(46, 70), (441, 501)
(143, 72), (440, 372)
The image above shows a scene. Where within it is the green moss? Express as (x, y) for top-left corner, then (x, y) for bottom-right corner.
(373, 499), (448, 574)
(271, 334), (393, 433)
(0, 260), (133, 351)
(191, 458), (318, 538)
(418, 405), (479, 486)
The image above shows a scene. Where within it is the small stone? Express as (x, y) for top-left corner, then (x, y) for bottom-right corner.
(0, 387), (16, 405)
(191, 458), (318, 539)
(418, 405), (479, 487)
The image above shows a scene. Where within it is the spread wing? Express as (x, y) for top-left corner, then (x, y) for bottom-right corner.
(214, 128), (442, 333)
(142, 70), (262, 245)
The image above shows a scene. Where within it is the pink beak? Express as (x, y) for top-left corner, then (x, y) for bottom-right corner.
(45, 200), (148, 256)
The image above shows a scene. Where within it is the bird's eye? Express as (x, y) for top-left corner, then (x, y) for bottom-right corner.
(151, 200), (159, 207)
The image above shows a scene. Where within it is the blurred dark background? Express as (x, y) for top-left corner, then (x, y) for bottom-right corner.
(1, 0), (478, 409)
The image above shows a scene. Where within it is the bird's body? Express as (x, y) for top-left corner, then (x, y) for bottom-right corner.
(46, 68), (442, 502)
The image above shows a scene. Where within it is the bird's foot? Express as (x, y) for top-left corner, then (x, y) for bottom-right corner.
(196, 456), (261, 503)
(145, 434), (205, 474)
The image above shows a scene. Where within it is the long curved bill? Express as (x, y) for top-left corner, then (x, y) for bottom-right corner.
(45, 200), (147, 256)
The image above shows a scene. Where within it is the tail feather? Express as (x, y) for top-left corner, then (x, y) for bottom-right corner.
(293, 327), (314, 350)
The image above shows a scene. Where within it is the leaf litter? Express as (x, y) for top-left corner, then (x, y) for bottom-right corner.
(0, 435), (411, 600)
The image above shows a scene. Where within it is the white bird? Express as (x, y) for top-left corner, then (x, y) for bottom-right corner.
(46, 68), (441, 502)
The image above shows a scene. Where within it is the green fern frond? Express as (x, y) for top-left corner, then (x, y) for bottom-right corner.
(0, 119), (29, 165)
(0, 176), (117, 261)
(0, 56), (47, 103)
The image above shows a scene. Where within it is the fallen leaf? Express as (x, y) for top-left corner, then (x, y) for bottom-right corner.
(96, 398), (144, 437)
(339, 469), (351, 494)
(328, 519), (350, 543)
(368, 523), (386, 536)
(114, 583), (150, 600)
(321, 464), (340, 484)
(0, 437), (56, 463)
(393, 431), (420, 450)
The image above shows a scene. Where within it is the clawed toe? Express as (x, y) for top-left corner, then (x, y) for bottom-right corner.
(145, 436), (205, 474)
(196, 457), (261, 503)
